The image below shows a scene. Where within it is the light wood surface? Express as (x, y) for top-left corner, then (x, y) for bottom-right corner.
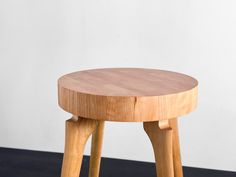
(144, 121), (174, 177)
(58, 68), (198, 122)
(59, 68), (198, 177)
(89, 121), (105, 177)
(61, 117), (99, 177)
(170, 118), (183, 177)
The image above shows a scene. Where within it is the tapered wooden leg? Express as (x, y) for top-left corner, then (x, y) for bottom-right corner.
(169, 118), (183, 177)
(61, 117), (98, 177)
(144, 121), (174, 177)
(89, 121), (105, 177)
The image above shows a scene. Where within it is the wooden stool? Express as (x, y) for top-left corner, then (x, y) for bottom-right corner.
(58, 68), (198, 177)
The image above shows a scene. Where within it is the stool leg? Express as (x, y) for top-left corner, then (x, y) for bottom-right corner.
(89, 121), (105, 177)
(61, 117), (98, 177)
(144, 121), (174, 177)
(170, 118), (183, 177)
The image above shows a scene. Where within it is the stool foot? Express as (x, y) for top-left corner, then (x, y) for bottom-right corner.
(61, 117), (98, 177)
(144, 121), (174, 177)
(170, 118), (183, 177)
(89, 121), (105, 177)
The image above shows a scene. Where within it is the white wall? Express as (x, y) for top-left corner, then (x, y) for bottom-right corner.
(1, 0), (236, 172)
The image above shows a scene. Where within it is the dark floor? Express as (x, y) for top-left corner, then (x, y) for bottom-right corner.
(0, 147), (235, 177)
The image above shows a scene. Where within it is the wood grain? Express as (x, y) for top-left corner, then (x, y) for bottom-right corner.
(170, 118), (183, 177)
(58, 68), (198, 122)
(61, 117), (98, 177)
(144, 121), (174, 177)
(89, 121), (105, 177)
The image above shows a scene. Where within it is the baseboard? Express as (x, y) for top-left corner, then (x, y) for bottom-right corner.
(0, 147), (235, 177)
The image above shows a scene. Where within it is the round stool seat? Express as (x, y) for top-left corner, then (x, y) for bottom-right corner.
(58, 68), (198, 122)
